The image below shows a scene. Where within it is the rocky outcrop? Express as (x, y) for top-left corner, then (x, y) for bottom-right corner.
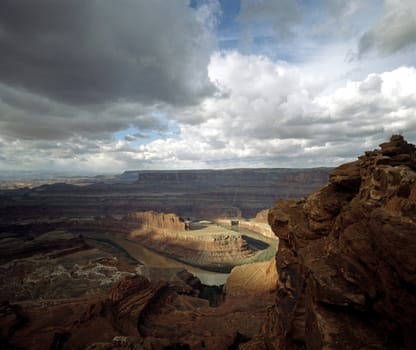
(225, 259), (278, 298)
(128, 211), (276, 272)
(268, 135), (416, 349)
(0, 236), (89, 264)
(127, 211), (187, 231)
(130, 224), (256, 272)
(106, 275), (169, 336)
(3, 269), (275, 350)
(1, 275), (170, 350)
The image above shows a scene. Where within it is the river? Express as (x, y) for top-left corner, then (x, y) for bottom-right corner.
(86, 233), (229, 285)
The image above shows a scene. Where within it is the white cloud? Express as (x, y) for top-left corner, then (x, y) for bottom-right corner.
(106, 53), (416, 170)
(2, 52), (414, 172)
(316, 66), (416, 136)
(182, 51), (324, 138)
(0, 1), (415, 173)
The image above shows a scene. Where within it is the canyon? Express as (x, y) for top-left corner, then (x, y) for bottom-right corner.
(0, 212), (278, 349)
(0, 168), (299, 349)
(127, 211), (277, 272)
(1, 136), (415, 349)
(0, 168), (330, 220)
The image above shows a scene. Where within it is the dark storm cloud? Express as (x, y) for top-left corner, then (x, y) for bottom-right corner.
(0, 0), (215, 106)
(0, 0), (216, 143)
(0, 82), (170, 141)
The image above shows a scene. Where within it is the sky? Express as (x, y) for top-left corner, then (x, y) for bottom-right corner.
(0, 0), (415, 174)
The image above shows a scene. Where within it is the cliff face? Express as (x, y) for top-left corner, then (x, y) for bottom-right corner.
(127, 211), (187, 231)
(0, 168), (330, 220)
(268, 135), (416, 349)
(240, 209), (278, 240)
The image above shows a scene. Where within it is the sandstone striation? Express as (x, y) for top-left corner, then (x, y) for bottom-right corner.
(238, 209), (278, 240)
(0, 168), (330, 221)
(127, 211), (187, 231)
(267, 135), (416, 349)
(129, 212), (257, 272)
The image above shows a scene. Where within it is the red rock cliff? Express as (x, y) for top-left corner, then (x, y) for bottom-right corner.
(127, 211), (187, 231)
(268, 135), (416, 349)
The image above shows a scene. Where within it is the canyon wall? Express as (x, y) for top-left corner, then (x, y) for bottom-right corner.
(267, 135), (416, 349)
(129, 211), (256, 272)
(0, 168), (330, 221)
(127, 211), (187, 231)
(239, 209), (278, 240)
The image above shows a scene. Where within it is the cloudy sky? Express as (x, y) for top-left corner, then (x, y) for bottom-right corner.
(0, 0), (415, 173)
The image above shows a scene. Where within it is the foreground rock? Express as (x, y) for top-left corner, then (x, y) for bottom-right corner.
(0, 213), (276, 349)
(2, 270), (275, 349)
(268, 135), (416, 349)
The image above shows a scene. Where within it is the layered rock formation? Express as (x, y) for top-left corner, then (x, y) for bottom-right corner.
(238, 209), (278, 240)
(268, 135), (416, 349)
(129, 211), (258, 272)
(0, 168), (330, 220)
(127, 211), (187, 231)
